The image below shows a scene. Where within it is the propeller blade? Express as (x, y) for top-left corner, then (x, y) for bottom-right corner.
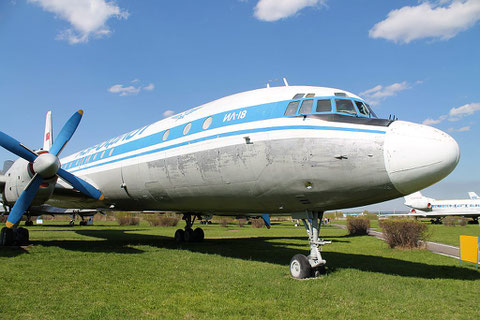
(6, 174), (43, 228)
(57, 168), (104, 200)
(0, 131), (37, 163)
(50, 110), (83, 156)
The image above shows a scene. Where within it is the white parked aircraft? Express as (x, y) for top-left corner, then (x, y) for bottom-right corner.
(0, 84), (460, 278)
(403, 191), (480, 224)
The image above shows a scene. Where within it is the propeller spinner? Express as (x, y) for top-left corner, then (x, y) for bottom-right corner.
(0, 110), (104, 228)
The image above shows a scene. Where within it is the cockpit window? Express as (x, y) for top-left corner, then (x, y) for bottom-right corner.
(355, 101), (368, 115)
(316, 99), (332, 112)
(335, 99), (357, 115)
(284, 101), (300, 116)
(298, 99), (313, 114)
(292, 93), (305, 99)
(365, 104), (378, 118)
(306, 93), (315, 98)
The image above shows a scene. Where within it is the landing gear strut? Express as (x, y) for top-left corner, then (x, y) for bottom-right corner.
(25, 215), (34, 226)
(174, 214), (204, 243)
(290, 211), (330, 279)
(0, 226), (29, 246)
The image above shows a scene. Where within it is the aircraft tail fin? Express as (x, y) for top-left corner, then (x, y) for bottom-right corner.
(404, 191), (425, 202)
(43, 110), (53, 151)
(468, 192), (479, 200)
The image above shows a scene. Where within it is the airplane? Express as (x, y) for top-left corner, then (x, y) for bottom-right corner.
(402, 191), (480, 224)
(0, 83), (460, 279)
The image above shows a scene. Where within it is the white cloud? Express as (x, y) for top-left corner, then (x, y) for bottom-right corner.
(108, 80), (155, 96)
(108, 84), (141, 96)
(143, 83), (155, 91)
(449, 102), (480, 119)
(162, 110), (175, 118)
(254, 0), (325, 22)
(29, 0), (128, 44)
(449, 126), (471, 132)
(422, 102), (480, 126)
(423, 115), (447, 125)
(360, 81), (411, 106)
(369, 0), (480, 43)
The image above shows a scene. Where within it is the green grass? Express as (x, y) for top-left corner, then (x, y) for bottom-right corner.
(1, 220), (480, 319)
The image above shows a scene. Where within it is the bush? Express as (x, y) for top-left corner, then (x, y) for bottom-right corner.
(219, 218), (231, 228)
(443, 216), (457, 226)
(236, 219), (246, 228)
(251, 218), (265, 228)
(347, 217), (370, 235)
(380, 220), (429, 249)
(145, 215), (179, 227)
(115, 213), (140, 226)
(458, 218), (467, 226)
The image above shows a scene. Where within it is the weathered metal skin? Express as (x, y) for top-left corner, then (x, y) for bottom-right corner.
(53, 125), (399, 214)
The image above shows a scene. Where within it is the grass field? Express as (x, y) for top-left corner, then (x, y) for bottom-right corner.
(1, 220), (480, 319)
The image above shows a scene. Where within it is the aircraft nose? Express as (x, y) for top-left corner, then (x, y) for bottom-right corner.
(384, 121), (460, 195)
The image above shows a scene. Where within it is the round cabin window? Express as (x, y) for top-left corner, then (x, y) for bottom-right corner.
(162, 129), (170, 141)
(183, 123), (192, 135)
(202, 117), (213, 130)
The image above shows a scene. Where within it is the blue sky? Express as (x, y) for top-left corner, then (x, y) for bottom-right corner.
(1, 0), (479, 210)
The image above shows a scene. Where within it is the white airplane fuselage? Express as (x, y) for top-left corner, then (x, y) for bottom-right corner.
(405, 193), (480, 218)
(2, 86), (461, 216)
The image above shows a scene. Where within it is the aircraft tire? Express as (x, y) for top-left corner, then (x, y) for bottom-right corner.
(184, 228), (194, 242)
(174, 229), (185, 243)
(193, 228), (204, 242)
(16, 227), (29, 245)
(290, 254), (312, 279)
(0, 227), (14, 246)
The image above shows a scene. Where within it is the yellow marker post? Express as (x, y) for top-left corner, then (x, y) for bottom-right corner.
(459, 235), (479, 269)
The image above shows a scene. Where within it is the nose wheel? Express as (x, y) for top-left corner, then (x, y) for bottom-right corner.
(174, 214), (205, 243)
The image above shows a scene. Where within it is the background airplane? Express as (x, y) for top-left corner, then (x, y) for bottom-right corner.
(0, 84), (460, 278)
(402, 191), (480, 224)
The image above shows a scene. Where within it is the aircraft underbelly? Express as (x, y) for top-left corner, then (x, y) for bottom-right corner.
(107, 133), (400, 213)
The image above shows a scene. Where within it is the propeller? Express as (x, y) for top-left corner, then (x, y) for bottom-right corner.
(0, 110), (104, 228)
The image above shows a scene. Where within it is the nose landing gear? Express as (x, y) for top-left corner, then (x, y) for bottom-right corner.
(174, 213), (205, 243)
(289, 211), (330, 279)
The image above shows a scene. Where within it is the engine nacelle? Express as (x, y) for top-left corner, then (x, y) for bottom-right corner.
(2, 158), (56, 207)
(407, 200), (432, 211)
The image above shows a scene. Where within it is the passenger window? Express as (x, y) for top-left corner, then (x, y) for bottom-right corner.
(299, 99), (313, 114)
(284, 101), (300, 116)
(316, 99), (332, 112)
(183, 123), (192, 135)
(355, 101), (368, 115)
(202, 117), (213, 130)
(335, 99), (357, 115)
(109, 148), (114, 157)
(100, 150), (105, 158)
(306, 93), (315, 98)
(92, 154), (97, 161)
(293, 94), (305, 99)
(162, 129), (170, 141)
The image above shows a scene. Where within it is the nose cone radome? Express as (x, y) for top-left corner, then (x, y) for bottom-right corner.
(384, 121), (460, 195)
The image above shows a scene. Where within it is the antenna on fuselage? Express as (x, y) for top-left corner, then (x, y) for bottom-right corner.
(266, 77), (289, 88)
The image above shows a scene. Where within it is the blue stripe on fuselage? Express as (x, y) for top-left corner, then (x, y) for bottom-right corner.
(69, 124), (385, 173)
(64, 97), (386, 173)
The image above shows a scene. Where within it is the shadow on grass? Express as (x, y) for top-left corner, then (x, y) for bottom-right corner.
(18, 228), (479, 280)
